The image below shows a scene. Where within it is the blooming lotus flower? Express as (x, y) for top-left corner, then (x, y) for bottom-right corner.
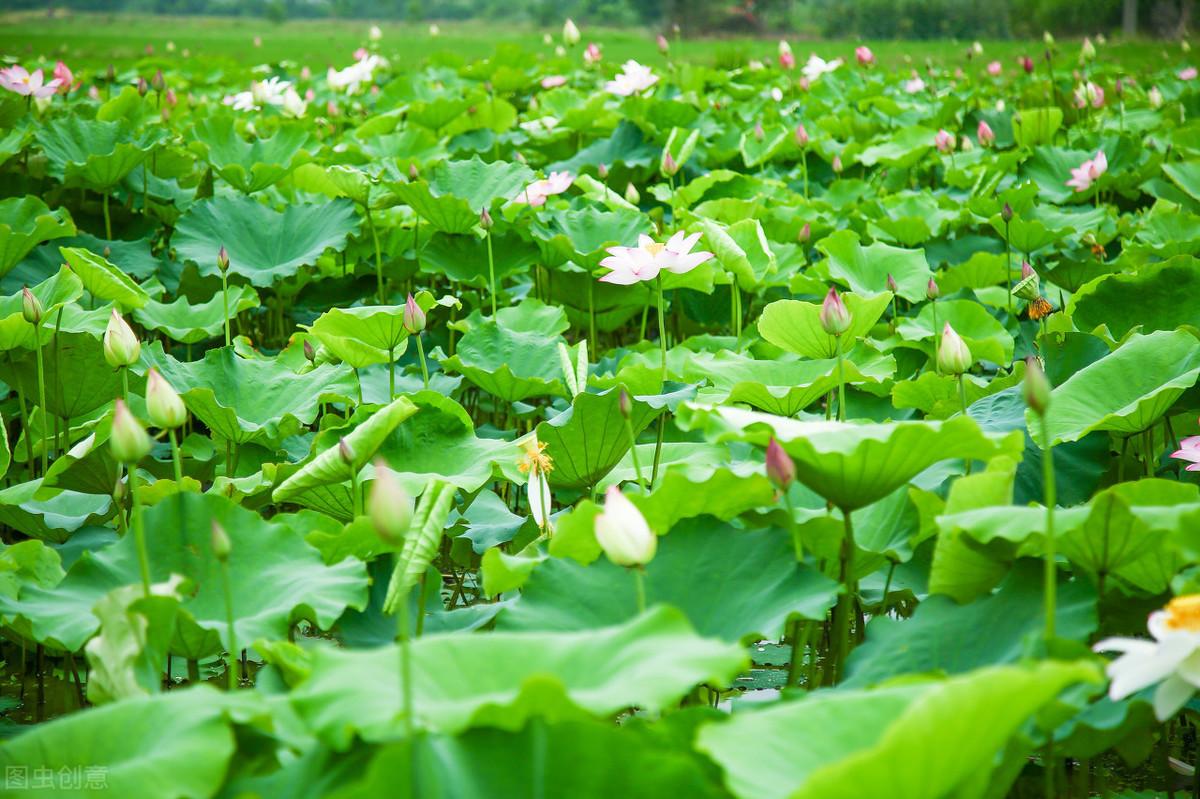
(987, 60), (1002, 76)
(1181, 67), (1198, 81)
(0, 65), (61, 98)
(802, 54), (841, 82)
(584, 43), (602, 65)
(519, 437), (554, 532)
(904, 76), (926, 93)
(52, 61), (74, 94)
(541, 75), (567, 89)
(606, 60), (658, 96)
(855, 46), (874, 67)
(326, 54), (385, 94)
(599, 232), (714, 285)
(1094, 595), (1200, 719)
(281, 88), (306, 118)
(1066, 150), (1108, 193)
(779, 40), (795, 70)
(977, 120), (995, 147)
(514, 171), (573, 206)
(1074, 81), (1105, 108)
(1171, 436), (1200, 471)
(594, 486), (656, 566)
(770, 87), (783, 102)
(934, 129), (955, 153)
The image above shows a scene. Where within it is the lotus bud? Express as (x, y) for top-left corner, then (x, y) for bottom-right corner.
(662, 151), (679, 177)
(369, 460), (413, 545)
(338, 438), (355, 466)
(819, 287), (852, 336)
(937, 323), (973, 375)
(21, 287), (42, 326)
(855, 45), (875, 67)
(562, 18), (581, 47)
(977, 120), (995, 147)
(136, 76), (148, 96)
(1001, 202), (1014, 222)
(657, 34), (669, 55)
(1023, 356), (1051, 416)
(926, 277), (940, 300)
(886, 273), (898, 294)
(798, 222), (811, 243)
(960, 136), (973, 152)
(1080, 37), (1096, 61)
(103, 309), (141, 369)
(832, 154), (843, 174)
(211, 520), (232, 562)
(794, 123), (809, 147)
(151, 68), (165, 93)
(934, 129), (955, 153)
(110, 399), (151, 464)
(1149, 86), (1164, 108)
(597, 162), (609, 180)
(1014, 263), (1041, 301)
(146, 368), (187, 429)
(1043, 31), (1055, 46)
(403, 293), (426, 334)
(1021, 55), (1034, 73)
(594, 486), (657, 567)
(216, 245), (230, 273)
(765, 438), (795, 490)
(479, 206), (494, 230)
(618, 388), (632, 419)
(624, 182), (641, 204)
(408, 163), (420, 181)
(303, 339), (316, 363)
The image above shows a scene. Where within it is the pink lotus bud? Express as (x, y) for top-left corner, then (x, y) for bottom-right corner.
(937, 323), (973, 375)
(797, 76), (810, 91)
(819, 287), (852, 336)
(584, 42), (602, 65)
(1021, 261), (1035, 280)
(53, 60), (73, 94)
(798, 222), (811, 243)
(480, 206), (494, 230)
(409, 163), (420, 181)
(987, 60), (1002, 76)
(832, 154), (843, 173)
(1021, 55), (1035, 73)
(136, 77), (148, 97)
(766, 438), (795, 489)
(855, 45), (874, 67)
(370, 460), (413, 544)
(794, 123), (809, 147)
(935, 129), (955, 153)
(217, 245), (230, 273)
(754, 122), (764, 141)
(338, 438), (355, 465)
(1002, 203), (1014, 222)
(886, 273), (898, 294)
(926, 278), (940, 300)
(21, 287), (42, 325)
(662, 151), (679, 177)
(303, 339), (316, 362)
(657, 34), (669, 55)
(403, 293), (426, 334)
(103, 309), (141, 368)
(300, 65), (312, 80)
(618, 388), (632, 419)
(597, 163), (609, 179)
(977, 120), (995, 147)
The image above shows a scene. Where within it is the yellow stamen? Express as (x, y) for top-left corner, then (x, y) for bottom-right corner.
(643, 242), (666, 256)
(518, 439), (554, 476)
(1164, 595), (1200, 632)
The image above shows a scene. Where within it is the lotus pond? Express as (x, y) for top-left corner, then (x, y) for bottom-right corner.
(0, 21), (1197, 799)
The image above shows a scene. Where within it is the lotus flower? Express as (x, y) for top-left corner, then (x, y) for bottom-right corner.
(819, 287), (852, 336)
(937, 323), (973, 375)
(563, 18), (581, 46)
(541, 75), (567, 89)
(594, 486), (656, 566)
(934, 129), (955, 153)
(986, 60), (1002, 76)
(657, 35), (670, 55)
(977, 120), (995, 147)
(1066, 150), (1108, 193)
(779, 40), (795, 70)
(606, 60), (658, 96)
(1180, 67), (1198, 81)
(1095, 595), (1200, 720)
(904, 75), (926, 93)
(1149, 86), (1164, 108)
(1074, 81), (1105, 108)
(855, 46), (875, 67)
(52, 61), (74, 94)
(514, 171), (573, 206)
(1171, 436), (1200, 471)
(599, 232), (714, 285)
(802, 54), (841, 82)
(584, 42), (602, 65)
(1021, 55), (1035, 73)
(0, 65), (62, 98)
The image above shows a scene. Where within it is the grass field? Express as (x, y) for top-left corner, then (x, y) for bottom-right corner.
(0, 9), (1182, 74)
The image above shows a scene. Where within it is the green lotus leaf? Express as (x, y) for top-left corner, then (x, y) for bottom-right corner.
(675, 404), (1023, 510)
(0, 195), (76, 276)
(36, 115), (167, 190)
(687, 348), (896, 417)
(0, 332), (123, 419)
(0, 539), (63, 600)
(696, 660), (1099, 799)
(697, 217), (775, 291)
(144, 345), (357, 446)
(758, 292), (893, 360)
(440, 303), (568, 402)
(306, 305), (412, 368)
(856, 125), (937, 168)
(0, 492), (368, 652)
(548, 119), (658, 174)
(818, 230), (932, 302)
(1163, 160), (1200, 204)
(419, 230), (539, 286)
(1029, 330), (1200, 446)
(191, 115), (313, 193)
(1011, 107), (1063, 148)
(132, 285), (260, 344)
(85, 576), (186, 705)
(896, 298), (1014, 365)
(0, 267), (83, 350)
(280, 606), (747, 746)
(536, 386), (663, 490)
(391, 157), (534, 233)
(0, 478), (112, 544)
(41, 427), (122, 497)
(1069, 256), (1200, 340)
(273, 396), (419, 503)
(892, 365), (1024, 419)
(174, 196), (359, 287)
(59, 246), (150, 310)
(500, 518), (837, 642)
(0, 687), (264, 799)
(531, 207), (653, 269)
(291, 162), (403, 209)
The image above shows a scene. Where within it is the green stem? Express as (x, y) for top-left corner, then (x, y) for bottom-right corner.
(102, 191), (112, 240)
(931, 300), (940, 374)
(831, 508), (856, 684)
(416, 335), (429, 390)
(651, 414), (665, 487)
(120, 367), (129, 402)
(485, 227), (496, 316)
(367, 207), (385, 304)
(1004, 218), (1013, 319)
(168, 428), (183, 483)
(587, 278), (596, 348)
(959, 375), (971, 475)
(130, 466), (150, 598)
(625, 416), (647, 493)
(801, 150), (809, 199)
(33, 323), (48, 473)
(1041, 415), (1057, 643)
(221, 561), (237, 690)
(656, 274), (667, 386)
(388, 347), (395, 400)
(350, 466), (362, 518)
(632, 567), (646, 614)
(221, 270), (231, 347)
(396, 576), (414, 739)
(835, 334), (846, 422)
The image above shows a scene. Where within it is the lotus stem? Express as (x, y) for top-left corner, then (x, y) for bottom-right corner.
(958, 375), (971, 474)
(801, 151), (809, 199)
(485, 225), (496, 316)
(416, 334), (429, 391)
(831, 508), (857, 683)
(587, 279), (596, 347)
(33, 320), (48, 473)
(633, 566), (646, 614)
(1004, 217), (1013, 318)
(168, 428), (183, 483)
(395, 574), (414, 739)
(1041, 415), (1057, 643)
(656, 274), (667, 386)
(835, 334), (846, 422)
(120, 367), (129, 402)
(221, 270), (231, 347)
(102, 191), (112, 240)
(129, 466), (150, 598)
(624, 415), (647, 493)
(931, 299), (940, 374)
(367, 207), (385, 304)
(388, 347), (396, 400)
(220, 559), (237, 690)
(350, 465), (362, 518)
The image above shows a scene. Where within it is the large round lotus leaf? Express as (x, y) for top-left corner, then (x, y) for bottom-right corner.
(190, 115), (313, 193)
(0, 687), (264, 799)
(439, 302), (568, 402)
(758, 292), (893, 360)
(1029, 330), (1200, 446)
(1164, 160), (1200, 204)
(498, 518), (837, 642)
(0, 491), (368, 652)
(306, 305), (412, 368)
(36, 115), (167, 190)
(391, 156), (534, 233)
(133, 285), (260, 344)
(0, 478), (112, 544)
(0, 331), (123, 419)
(1069, 256), (1200, 340)
(536, 386), (663, 489)
(897, 298), (1014, 365)
(696, 661), (1099, 799)
(419, 230), (540, 286)
(686, 348), (895, 417)
(291, 162), (403, 209)
(818, 229), (932, 302)
(173, 196), (360, 287)
(531, 207), (652, 269)
(143, 344), (357, 445)
(276, 606), (747, 747)
(0, 195), (76, 276)
(856, 125), (937, 168)
(0, 267), (83, 351)
(676, 404), (1023, 510)
(59, 246), (149, 310)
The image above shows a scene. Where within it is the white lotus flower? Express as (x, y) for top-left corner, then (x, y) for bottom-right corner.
(281, 88), (307, 118)
(594, 486), (656, 566)
(1095, 595), (1200, 719)
(801, 54), (842, 82)
(598, 232), (714, 285)
(513, 171), (573, 206)
(606, 60), (658, 97)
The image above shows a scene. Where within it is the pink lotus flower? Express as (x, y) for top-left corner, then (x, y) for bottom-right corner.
(855, 46), (874, 67)
(657, 34), (670, 55)
(0, 65), (62, 98)
(515, 171), (574, 206)
(1074, 81), (1105, 108)
(353, 47), (369, 61)
(934, 129), (955, 153)
(583, 42), (602, 65)
(599, 232), (714, 285)
(605, 60), (658, 96)
(1172, 436), (1200, 471)
(541, 75), (567, 89)
(1181, 67), (1198, 81)
(987, 60), (1002, 76)
(904, 75), (926, 93)
(977, 120), (995, 147)
(52, 60), (74, 94)
(1066, 150), (1108, 193)
(779, 40), (795, 70)
(1021, 56), (1035, 73)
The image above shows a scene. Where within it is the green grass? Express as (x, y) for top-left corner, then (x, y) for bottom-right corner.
(0, 10), (1177, 77)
